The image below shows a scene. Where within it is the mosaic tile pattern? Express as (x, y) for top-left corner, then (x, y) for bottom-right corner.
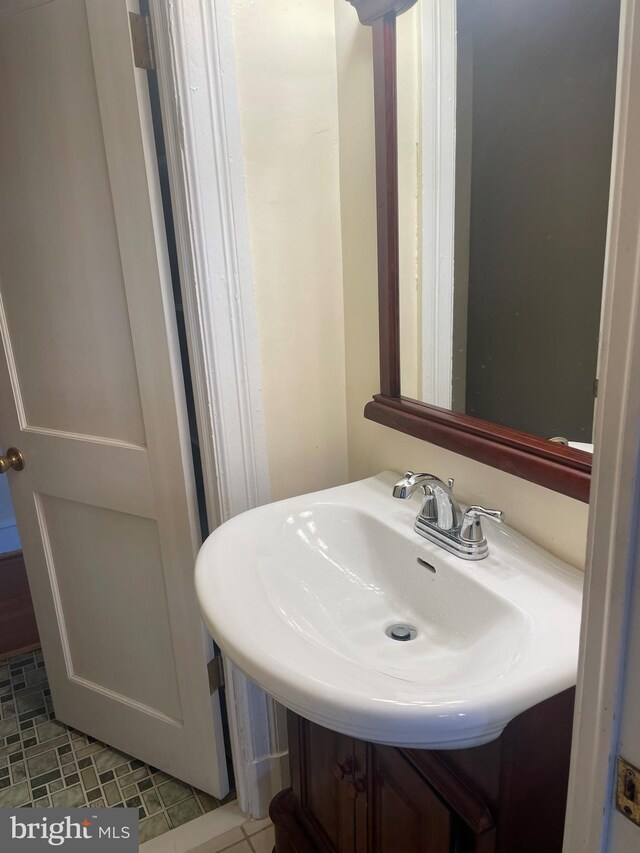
(0, 650), (234, 843)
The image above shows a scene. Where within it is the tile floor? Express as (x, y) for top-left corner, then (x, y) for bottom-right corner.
(185, 817), (275, 853)
(138, 801), (275, 853)
(0, 650), (235, 844)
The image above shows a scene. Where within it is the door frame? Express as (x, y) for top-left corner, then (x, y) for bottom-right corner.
(147, 0), (287, 818)
(563, 0), (640, 847)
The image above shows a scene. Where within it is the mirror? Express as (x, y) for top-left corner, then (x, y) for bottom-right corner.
(396, 0), (620, 451)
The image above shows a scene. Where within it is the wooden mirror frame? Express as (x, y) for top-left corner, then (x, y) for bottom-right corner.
(347, 0), (592, 502)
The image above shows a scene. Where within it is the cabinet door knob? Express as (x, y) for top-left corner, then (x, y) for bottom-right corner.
(346, 778), (365, 799)
(333, 758), (353, 781)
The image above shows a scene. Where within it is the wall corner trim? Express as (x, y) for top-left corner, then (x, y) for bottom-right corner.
(563, 0), (640, 847)
(149, 0), (280, 818)
(149, 0), (271, 527)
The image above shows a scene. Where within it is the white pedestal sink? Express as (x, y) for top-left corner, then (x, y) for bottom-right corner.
(195, 472), (582, 749)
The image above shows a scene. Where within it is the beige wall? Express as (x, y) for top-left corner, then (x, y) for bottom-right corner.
(334, 1), (589, 569)
(230, 0), (589, 568)
(230, 0), (348, 501)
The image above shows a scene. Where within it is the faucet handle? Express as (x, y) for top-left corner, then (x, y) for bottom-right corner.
(460, 505), (504, 543)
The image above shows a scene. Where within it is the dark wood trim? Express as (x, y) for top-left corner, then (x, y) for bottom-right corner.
(361, 5), (592, 502)
(288, 708), (304, 804)
(0, 550), (41, 662)
(399, 747), (495, 835)
(347, 0), (419, 26)
(354, 739), (368, 853)
(0, 550), (23, 563)
(270, 788), (320, 853)
(0, 642), (40, 663)
(365, 395), (591, 502)
(495, 688), (575, 852)
(372, 15), (401, 397)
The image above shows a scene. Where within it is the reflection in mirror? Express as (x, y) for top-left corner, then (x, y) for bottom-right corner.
(397, 0), (620, 450)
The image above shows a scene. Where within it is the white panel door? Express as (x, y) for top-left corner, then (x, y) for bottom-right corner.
(0, 0), (228, 797)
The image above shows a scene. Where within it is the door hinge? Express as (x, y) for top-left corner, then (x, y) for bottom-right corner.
(593, 378), (599, 398)
(616, 756), (640, 827)
(207, 656), (225, 694)
(129, 12), (155, 71)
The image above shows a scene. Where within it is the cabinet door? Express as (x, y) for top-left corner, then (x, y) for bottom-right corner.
(366, 745), (453, 853)
(293, 717), (357, 851)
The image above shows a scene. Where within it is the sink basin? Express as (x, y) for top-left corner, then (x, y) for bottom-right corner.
(195, 472), (583, 749)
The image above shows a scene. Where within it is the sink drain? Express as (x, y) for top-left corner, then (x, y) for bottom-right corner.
(385, 623), (417, 642)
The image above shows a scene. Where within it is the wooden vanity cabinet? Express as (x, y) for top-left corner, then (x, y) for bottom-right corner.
(270, 689), (575, 853)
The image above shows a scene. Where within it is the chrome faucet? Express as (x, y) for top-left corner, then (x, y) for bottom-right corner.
(393, 471), (504, 560)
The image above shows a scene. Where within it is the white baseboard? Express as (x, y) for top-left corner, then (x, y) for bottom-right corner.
(0, 519), (20, 555)
(224, 660), (289, 818)
(243, 751), (290, 820)
(140, 800), (247, 852)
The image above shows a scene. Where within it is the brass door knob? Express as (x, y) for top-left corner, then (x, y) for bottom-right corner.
(0, 447), (25, 474)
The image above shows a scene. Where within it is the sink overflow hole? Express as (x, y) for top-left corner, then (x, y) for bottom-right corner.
(417, 557), (436, 574)
(385, 623), (418, 642)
